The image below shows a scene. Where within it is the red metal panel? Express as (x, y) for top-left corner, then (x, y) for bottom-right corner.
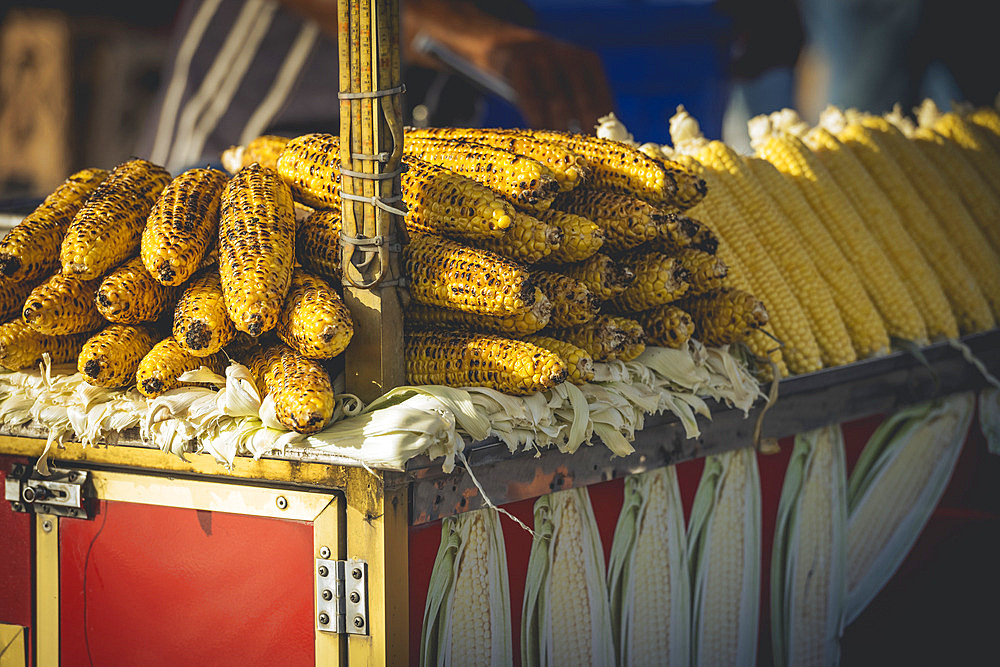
(0, 457), (33, 631)
(58, 499), (315, 666)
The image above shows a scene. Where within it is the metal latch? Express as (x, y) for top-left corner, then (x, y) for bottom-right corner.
(4, 464), (90, 519)
(315, 551), (368, 635)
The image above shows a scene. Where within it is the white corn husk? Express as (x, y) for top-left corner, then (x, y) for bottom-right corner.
(771, 424), (847, 667)
(522, 487), (616, 667)
(844, 393), (975, 624)
(688, 447), (762, 667)
(608, 467), (691, 667)
(978, 388), (1000, 455)
(420, 508), (512, 667)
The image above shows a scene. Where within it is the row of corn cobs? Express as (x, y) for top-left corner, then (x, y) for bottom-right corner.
(247, 127), (773, 399)
(650, 99), (1000, 376)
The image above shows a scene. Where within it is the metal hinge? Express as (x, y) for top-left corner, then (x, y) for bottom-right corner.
(315, 551), (368, 635)
(4, 464), (91, 519)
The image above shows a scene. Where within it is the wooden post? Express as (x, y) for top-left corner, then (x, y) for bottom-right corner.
(338, 0), (406, 404)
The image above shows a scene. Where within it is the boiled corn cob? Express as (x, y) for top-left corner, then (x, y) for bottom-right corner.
(61, 158), (171, 280)
(551, 189), (664, 252)
(749, 122), (927, 345)
(136, 336), (227, 398)
(78, 323), (157, 387)
(475, 211), (562, 265)
(140, 167), (229, 286)
(0, 319), (89, 370)
(0, 275), (44, 322)
(420, 508), (513, 667)
(172, 269), (237, 356)
(537, 209), (604, 263)
(521, 335), (595, 384)
(965, 106), (1000, 152)
(608, 316), (646, 362)
(677, 248), (727, 296)
(275, 270), (354, 359)
(222, 134), (291, 173)
(931, 112), (1000, 197)
(219, 164), (296, 336)
(23, 272), (105, 335)
(609, 250), (690, 313)
(677, 288), (768, 347)
(607, 468), (690, 667)
(96, 256), (180, 324)
(0, 168), (108, 281)
(275, 133), (341, 208)
(403, 136), (560, 212)
(405, 126), (590, 192)
(405, 328), (567, 395)
(522, 488), (616, 667)
(557, 253), (634, 302)
(246, 342), (335, 433)
(530, 270), (598, 327)
(633, 305), (695, 349)
(802, 124), (959, 340)
(546, 315), (627, 362)
(404, 233), (536, 317)
(404, 288), (551, 336)
(742, 156), (890, 358)
(295, 208), (341, 280)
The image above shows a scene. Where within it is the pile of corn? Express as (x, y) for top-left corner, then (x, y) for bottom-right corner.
(617, 99), (1000, 376)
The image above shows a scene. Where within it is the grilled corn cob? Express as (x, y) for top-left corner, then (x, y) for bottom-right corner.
(219, 164), (296, 336)
(404, 233), (536, 316)
(678, 248), (727, 296)
(78, 323), (157, 387)
(172, 269), (237, 356)
(295, 208), (341, 280)
(136, 336), (227, 397)
(405, 126), (590, 192)
(678, 288), (768, 347)
(551, 189), (664, 252)
(275, 132), (341, 208)
(96, 256), (180, 324)
(405, 328), (567, 395)
(223, 134), (291, 173)
(275, 270), (353, 359)
(546, 315), (627, 362)
(633, 305), (695, 349)
(246, 342), (335, 433)
(521, 335), (594, 384)
(141, 167), (229, 286)
(404, 288), (551, 336)
(557, 253), (634, 302)
(610, 250), (690, 313)
(61, 158), (170, 280)
(0, 275), (43, 322)
(0, 319), (90, 370)
(608, 316), (646, 361)
(530, 270), (598, 327)
(538, 209), (605, 263)
(403, 136), (559, 212)
(476, 211), (562, 264)
(23, 272), (105, 335)
(0, 168), (108, 281)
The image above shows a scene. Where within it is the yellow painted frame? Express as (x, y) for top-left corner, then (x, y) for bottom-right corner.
(0, 623), (28, 666)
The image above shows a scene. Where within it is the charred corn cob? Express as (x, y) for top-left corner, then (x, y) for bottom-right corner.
(519, 129), (706, 208)
(403, 136), (559, 212)
(520, 335), (594, 384)
(247, 342), (335, 433)
(295, 208), (341, 280)
(551, 189), (664, 252)
(405, 127), (590, 191)
(680, 215), (720, 255)
(633, 305), (695, 349)
(61, 159), (170, 280)
(678, 288), (769, 347)
(538, 209), (604, 263)
(219, 164), (296, 336)
(0, 275), (44, 322)
(140, 167), (228, 286)
(530, 270), (598, 327)
(275, 133), (340, 208)
(647, 209), (715, 255)
(172, 269), (237, 356)
(136, 336), (227, 398)
(0, 319), (89, 370)
(23, 272), (105, 335)
(405, 288), (551, 336)
(610, 250), (690, 313)
(404, 233), (536, 316)
(275, 270), (353, 359)
(558, 253), (634, 302)
(222, 134), (291, 173)
(96, 257), (180, 324)
(678, 248), (727, 296)
(78, 323), (157, 387)
(607, 316), (646, 361)
(0, 168), (108, 281)
(405, 328), (567, 395)
(476, 211), (562, 264)
(546, 315), (627, 362)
